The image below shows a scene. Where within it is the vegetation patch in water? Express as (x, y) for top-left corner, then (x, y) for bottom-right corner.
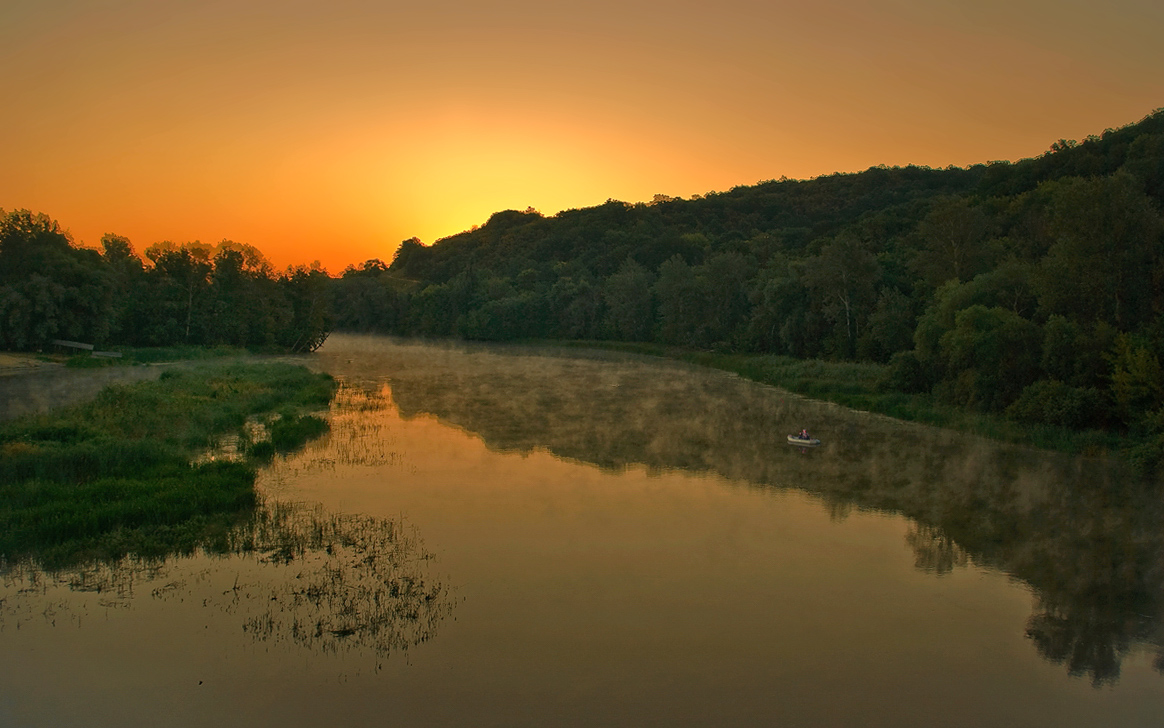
(246, 412), (331, 462)
(0, 360), (336, 568)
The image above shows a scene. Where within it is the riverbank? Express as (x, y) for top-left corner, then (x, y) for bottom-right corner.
(0, 360), (336, 568)
(545, 340), (1124, 458)
(0, 352), (54, 375)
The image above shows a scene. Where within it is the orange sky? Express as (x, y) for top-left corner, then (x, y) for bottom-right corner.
(2, 0), (1162, 272)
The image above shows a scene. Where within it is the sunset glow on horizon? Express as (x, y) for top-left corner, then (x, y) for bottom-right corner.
(3, 0), (1162, 271)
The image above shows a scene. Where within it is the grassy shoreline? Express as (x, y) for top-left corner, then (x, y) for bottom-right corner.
(0, 359), (336, 568)
(541, 340), (1125, 457)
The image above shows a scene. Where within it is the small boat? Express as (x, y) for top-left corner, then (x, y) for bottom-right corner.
(787, 434), (821, 447)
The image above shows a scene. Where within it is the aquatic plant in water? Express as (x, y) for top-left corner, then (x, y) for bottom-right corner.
(235, 501), (453, 657)
(1, 499), (455, 661)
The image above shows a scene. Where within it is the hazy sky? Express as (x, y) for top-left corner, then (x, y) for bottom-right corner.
(2, 0), (1161, 270)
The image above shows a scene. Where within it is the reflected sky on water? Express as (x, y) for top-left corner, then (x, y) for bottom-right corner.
(3, 334), (1164, 727)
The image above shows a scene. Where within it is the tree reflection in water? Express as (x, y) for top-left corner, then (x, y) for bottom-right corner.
(320, 336), (1164, 686)
(1, 499), (453, 660)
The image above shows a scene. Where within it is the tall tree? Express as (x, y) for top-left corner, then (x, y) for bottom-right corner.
(1035, 174), (1164, 329)
(603, 258), (654, 341)
(911, 197), (991, 286)
(150, 247), (213, 343)
(0, 210), (112, 349)
(804, 234), (880, 358)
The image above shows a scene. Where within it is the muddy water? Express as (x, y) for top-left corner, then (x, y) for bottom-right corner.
(2, 334), (1163, 727)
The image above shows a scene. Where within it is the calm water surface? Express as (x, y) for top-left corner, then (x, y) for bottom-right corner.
(2, 334), (1164, 727)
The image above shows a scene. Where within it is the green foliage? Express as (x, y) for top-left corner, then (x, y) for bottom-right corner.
(0, 361), (337, 568)
(0, 211), (112, 350)
(602, 258), (654, 341)
(1109, 335), (1164, 423)
(937, 305), (1041, 411)
(269, 414), (329, 452)
(880, 350), (931, 394)
(117, 344), (250, 363)
(858, 287), (916, 361)
(803, 234), (880, 357)
(910, 196), (993, 285)
(1006, 380), (1107, 429)
(0, 210), (332, 354)
(0, 461), (256, 566)
(1034, 174), (1163, 329)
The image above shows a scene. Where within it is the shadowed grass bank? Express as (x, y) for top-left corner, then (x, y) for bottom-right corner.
(0, 360), (337, 568)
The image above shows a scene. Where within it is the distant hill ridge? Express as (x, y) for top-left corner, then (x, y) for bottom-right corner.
(385, 107), (1164, 284)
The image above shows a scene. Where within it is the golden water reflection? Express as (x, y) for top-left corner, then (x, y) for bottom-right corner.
(314, 335), (1164, 687)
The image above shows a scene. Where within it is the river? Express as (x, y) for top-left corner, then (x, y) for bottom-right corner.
(2, 334), (1162, 727)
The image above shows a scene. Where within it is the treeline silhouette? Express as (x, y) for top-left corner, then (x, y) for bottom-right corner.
(333, 109), (1164, 464)
(0, 214), (331, 352)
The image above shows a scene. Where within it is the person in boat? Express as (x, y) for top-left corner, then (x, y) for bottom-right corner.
(799, 429), (809, 439)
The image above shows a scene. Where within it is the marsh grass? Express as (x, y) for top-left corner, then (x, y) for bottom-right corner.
(0, 361), (336, 568)
(247, 413), (331, 462)
(234, 501), (453, 657)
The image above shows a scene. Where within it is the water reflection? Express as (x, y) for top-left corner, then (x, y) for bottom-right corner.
(235, 501), (451, 656)
(2, 498), (453, 661)
(315, 335), (1164, 686)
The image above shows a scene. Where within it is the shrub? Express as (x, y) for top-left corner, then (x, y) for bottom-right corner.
(879, 350), (931, 393)
(1005, 380), (1106, 429)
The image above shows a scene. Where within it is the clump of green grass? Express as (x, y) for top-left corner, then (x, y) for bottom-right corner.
(0, 361), (336, 568)
(270, 414), (328, 451)
(0, 461), (257, 566)
(65, 354), (117, 368)
(246, 413), (330, 462)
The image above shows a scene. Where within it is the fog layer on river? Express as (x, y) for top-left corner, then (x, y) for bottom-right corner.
(3, 334), (1163, 727)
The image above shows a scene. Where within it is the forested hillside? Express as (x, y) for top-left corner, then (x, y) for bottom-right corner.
(0, 212), (331, 353)
(333, 108), (1164, 457)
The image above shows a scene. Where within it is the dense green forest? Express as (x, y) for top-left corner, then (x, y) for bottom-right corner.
(332, 108), (1164, 466)
(0, 213), (331, 353)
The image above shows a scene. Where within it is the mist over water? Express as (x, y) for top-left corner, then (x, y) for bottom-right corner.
(3, 334), (1164, 727)
(0, 365), (161, 421)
